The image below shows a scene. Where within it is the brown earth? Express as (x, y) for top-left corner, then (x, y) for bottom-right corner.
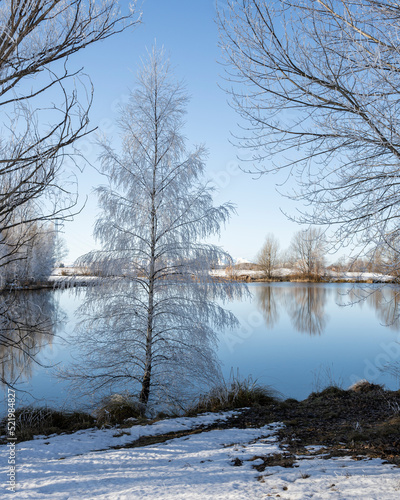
(222, 383), (400, 466)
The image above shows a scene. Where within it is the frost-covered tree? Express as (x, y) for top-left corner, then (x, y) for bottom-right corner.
(70, 49), (244, 413)
(0, 219), (56, 287)
(0, 200), (57, 286)
(53, 232), (69, 268)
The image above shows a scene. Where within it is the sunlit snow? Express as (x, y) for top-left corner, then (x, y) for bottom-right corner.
(1, 411), (399, 499)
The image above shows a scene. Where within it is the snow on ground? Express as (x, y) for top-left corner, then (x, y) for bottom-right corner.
(1, 411), (400, 499)
(210, 268), (395, 282)
(2, 411), (241, 462)
(51, 267), (394, 283)
(328, 271), (394, 282)
(210, 269), (264, 278)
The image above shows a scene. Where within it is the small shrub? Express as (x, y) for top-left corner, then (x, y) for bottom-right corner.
(94, 394), (144, 426)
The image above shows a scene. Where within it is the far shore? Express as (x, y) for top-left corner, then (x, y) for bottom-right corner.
(0, 266), (396, 292)
(211, 267), (396, 284)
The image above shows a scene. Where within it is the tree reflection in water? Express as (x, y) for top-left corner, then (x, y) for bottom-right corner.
(366, 288), (400, 331)
(284, 285), (328, 336)
(362, 286), (400, 381)
(255, 283), (400, 340)
(338, 285), (400, 331)
(0, 290), (59, 389)
(254, 285), (281, 328)
(254, 284), (329, 336)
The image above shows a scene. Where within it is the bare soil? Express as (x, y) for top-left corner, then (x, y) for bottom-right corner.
(223, 384), (400, 466)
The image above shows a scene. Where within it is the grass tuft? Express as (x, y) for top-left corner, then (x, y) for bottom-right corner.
(0, 407), (95, 443)
(349, 380), (384, 393)
(187, 375), (279, 415)
(94, 394), (145, 426)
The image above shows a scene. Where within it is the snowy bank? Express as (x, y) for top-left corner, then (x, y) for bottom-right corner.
(211, 268), (395, 282)
(1, 409), (399, 499)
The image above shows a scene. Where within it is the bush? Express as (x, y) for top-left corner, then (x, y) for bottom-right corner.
(94, 394), (144, 426)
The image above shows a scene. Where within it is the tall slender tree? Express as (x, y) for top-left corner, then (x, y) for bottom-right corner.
(70, 49), (244, 413)
(257, 234), (280, 279)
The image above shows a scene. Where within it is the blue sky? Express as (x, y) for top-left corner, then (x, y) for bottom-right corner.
(61, 0), (303, 264)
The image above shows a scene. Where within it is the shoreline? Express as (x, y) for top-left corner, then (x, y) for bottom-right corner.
(1, 270), (397, 292)
(1, 382), (399, 467)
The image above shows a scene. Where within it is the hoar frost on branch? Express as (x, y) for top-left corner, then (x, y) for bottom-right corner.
(66, 48), (245, 414)
(218, 0), (400, 270)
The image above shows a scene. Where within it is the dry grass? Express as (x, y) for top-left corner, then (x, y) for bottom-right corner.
(0, 407), (95, 443)
(187, 375), (279, 415)
(94, 394), (145, 426)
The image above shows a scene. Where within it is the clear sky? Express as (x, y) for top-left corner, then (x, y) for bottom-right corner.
(60, 0), (306, 264)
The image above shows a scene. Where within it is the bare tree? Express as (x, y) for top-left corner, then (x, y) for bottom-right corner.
(0, 1), (139, 270)
(66, 49), (244, 414)
(256, 233), (280, 279)
(290, 227), (326, 278)
(218, 1), (400, 266)
(369, 234), (400, 277)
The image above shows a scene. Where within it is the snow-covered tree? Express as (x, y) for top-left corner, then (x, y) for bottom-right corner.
(53, 234), (69, 268)
(0, 218), (56, 286)
(70, 49), (244, 413)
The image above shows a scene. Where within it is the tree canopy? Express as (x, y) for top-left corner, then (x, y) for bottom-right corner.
(218, 0), (400, 265)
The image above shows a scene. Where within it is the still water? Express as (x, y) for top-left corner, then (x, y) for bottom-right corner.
(1, 282), (400, 415)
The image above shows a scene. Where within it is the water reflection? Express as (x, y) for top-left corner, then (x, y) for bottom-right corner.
(62, 282), (224, 413)
(366, 288), (400, 330)
(2, 283), (400, 413)
(285, 286), (328, 335)
(255, 285), (280, 328)
(254, 283), (400, 335)
(254, 284), (329, 335)
(0, 290), (58, 389)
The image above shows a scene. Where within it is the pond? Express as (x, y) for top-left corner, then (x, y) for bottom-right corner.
(1, 282), (400, 416)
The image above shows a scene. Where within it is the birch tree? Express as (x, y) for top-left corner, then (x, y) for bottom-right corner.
(218, 0), (400, 267)
(1, 221), (56, 285)
(69, 49), (244, 413)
